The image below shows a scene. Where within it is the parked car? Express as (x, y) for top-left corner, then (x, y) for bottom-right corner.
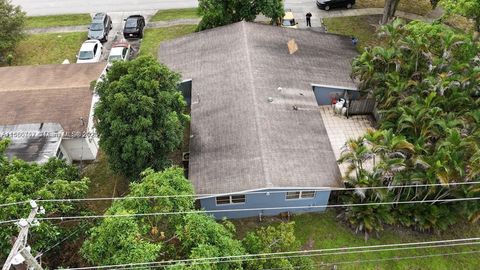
(316, 0), (356, 11)
(281, 11), (298, 28)
(107, 41), (131, 69)
(123, 15), (145, 39)
(76, 40), (103, 63)
(88, 13), (112, 42)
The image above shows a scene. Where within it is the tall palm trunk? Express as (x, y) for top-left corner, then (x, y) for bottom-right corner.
(381, 0), (400, 24)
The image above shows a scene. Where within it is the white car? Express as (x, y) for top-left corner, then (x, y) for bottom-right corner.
(107, 41), (131, 69)
(76, 40), (103, 63)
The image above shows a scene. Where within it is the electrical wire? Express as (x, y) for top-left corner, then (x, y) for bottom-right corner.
(35, 224), (89, 259)
(1, 196), (479, 225)
(2, 180), (479, 208)
(266, 249), (480, 270)
(115, 241), (480, 270)
(58, 237), (480, 269)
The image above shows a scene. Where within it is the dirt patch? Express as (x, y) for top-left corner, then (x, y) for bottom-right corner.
(302, 236), (315, 250)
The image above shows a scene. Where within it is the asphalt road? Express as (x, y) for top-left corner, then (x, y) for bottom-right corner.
(11, 0), (198, 16)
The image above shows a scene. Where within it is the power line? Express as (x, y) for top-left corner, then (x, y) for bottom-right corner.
(35, 224), (88, 259)
(59, 237), (480, 269)
(1, 196), (479, 226)
(116, 241), (480, 270)
(0, 201), (31, 208)
(2, 180), (479, 208)
(266, 249), (480, 270)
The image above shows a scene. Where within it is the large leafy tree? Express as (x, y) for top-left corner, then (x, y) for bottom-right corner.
(197, 0), (284, 30)
(82, 167), (244, 268)
(0, 0), (25, 63)
(175, 214), (245, 269)
(340, 19), (480, 237)
(95, 56), (189, 179)
(81, 216), (162, 265)
(441, 0), (480, 41)
(242, 222), (313, 269)
(0, 139), (89, 261)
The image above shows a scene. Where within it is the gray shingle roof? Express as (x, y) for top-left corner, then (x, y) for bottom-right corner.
(0, 63), (105, 133)
(1, 123), (63, 163)
(160, 21), (357, 195)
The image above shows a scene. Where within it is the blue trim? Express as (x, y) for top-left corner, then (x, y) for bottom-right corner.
(201, 189), (331, 219)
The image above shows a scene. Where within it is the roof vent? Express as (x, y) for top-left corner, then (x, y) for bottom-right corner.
(287, 39), (298, 55)
(267, 97), (274, 103)
(277, 87), (282, 92)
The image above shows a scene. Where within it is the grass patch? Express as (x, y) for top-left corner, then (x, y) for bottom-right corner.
(233, 211), (480, 270)
(444, 14), (475, 33)
(12, 32), (86, 66)
(323, 15), (384, 51)
(355, 0), (433, 16)
(13, 32), (87, 66)
(139, 25), (197, 58)
(150, 8), (200, 22)
(26, 14), (91, 29)
(82, 151), (130, 213)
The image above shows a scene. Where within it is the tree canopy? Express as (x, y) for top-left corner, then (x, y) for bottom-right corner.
(441, 0), (480, 40)
(0, 0), (25, 63)
(82, 167), (245, 268)
(0, 139), (89, 260)
(243, 222), (313, 269)
(339, 19), (480, 238)
(94, 56), (189, 179)
(197, 0), (284, 30)
(82, 167), (310, 269)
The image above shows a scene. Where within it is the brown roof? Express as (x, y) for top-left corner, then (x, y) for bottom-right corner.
(0, 63), (105, 133)
(160, 22), (357, 195)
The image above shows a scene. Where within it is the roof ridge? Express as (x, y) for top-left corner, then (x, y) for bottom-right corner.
(241, 21), (271, 187)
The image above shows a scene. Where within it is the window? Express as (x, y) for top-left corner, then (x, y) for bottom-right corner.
(216, 195), (246, 205)
(301, 191), (316, 198)
(282, 19), (295, 26)
(78, 51), (94, 60)
(286, 191), (301, 200)
(286, 191), (316, 200)
(125, 19), (137, 28)
(90, 23), (103, 31)
(56, 148), (64, 160)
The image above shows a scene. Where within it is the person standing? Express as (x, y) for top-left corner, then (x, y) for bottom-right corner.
(306, 12), (312, 27)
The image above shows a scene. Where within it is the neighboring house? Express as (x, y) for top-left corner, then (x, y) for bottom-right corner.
(160, 21), (358, 219)
(0, 63), (105, 163)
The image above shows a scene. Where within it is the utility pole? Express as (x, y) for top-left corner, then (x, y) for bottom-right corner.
(2, 200), (44, 270)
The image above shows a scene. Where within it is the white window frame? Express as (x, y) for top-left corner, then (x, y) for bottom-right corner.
(215, 194), (246, 206)
(285, 190), (316, 200)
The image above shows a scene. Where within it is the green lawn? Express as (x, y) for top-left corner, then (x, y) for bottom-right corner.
(139, 25), (197, 58)
(12, 32), (86, 66)
(323, 15), (384, 51)
(355, 0), (433, 16)
(233, 211), (480, 270)
(150, 8), (200, 21)
(82, 151), (130, 213)
(25, 14), (91, 29)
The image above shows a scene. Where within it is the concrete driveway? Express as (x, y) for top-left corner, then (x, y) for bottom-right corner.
(285, 0), (325, 28)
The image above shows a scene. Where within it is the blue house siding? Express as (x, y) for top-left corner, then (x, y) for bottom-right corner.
(199, 189), (331, 219)
(312, 84), (359, 105)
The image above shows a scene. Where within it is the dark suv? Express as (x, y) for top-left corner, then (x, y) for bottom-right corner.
(123, 15), (146, 39)
(316, 0), (356, 11)
(88, 13), (112, 42)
